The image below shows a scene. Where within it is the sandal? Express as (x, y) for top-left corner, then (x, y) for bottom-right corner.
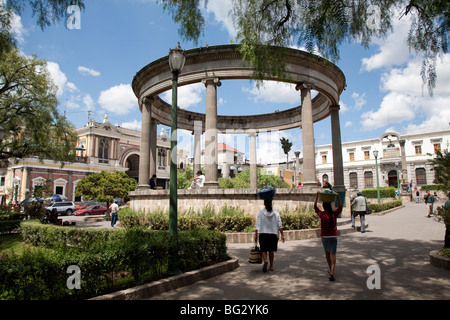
(262, 262), (268, 273)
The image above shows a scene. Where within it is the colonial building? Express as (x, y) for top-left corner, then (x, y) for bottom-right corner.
(201, 143), (247, 179)
(0, 115), (184, 204)
(315, 129), (450, 191)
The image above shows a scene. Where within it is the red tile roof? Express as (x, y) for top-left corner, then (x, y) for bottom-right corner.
(202, 143), (242, 153)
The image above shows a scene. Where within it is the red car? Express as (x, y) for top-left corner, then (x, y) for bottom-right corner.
(73, 205), (107, 216)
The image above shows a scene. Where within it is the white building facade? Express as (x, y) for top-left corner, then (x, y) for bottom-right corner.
(315, 129), (450, 192)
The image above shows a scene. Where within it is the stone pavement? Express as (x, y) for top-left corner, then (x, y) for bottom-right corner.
(146, 201), (450, 301)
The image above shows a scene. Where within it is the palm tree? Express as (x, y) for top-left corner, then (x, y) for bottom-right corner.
(280, 138), (293, 169)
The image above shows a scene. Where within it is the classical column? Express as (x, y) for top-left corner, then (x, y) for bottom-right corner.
(138, 97), (152, 189)
(249, 131), (257, 189)
(149, 118), (157, 178)
(294, 151), (301, 186)
(193, 120), (202, 175)
(399, 139), (408, 191)
(296, 83), (317, 188)
(202, 78), (221, 189)
(330, 105), (345, 193)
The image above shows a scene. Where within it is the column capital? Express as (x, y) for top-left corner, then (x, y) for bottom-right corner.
(202, 77), (222, 87)
(294, 151), (301, 158)
(330, 104), (341, 112)
(295, 82), (313, 91)
(140, 97), (153, 111)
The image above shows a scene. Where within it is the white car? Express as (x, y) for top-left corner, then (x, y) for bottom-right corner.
(45, 201), (76, 216)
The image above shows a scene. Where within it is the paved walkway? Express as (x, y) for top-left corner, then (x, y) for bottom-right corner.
(147, 201), (450, 300)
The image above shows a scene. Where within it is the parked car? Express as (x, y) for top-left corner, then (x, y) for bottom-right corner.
(73, 205), (107, 216)
(45, 201), (76, 216)
(75, 201), (107, 211)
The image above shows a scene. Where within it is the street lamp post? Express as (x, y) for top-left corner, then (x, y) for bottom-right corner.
(168, 42), (186, 274)
(373, 150), (381, 204)
(395, 161), (400, 199)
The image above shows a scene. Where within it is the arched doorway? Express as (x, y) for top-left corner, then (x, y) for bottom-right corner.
(126, 154), (140, 182)
(388, 170), (398, 187)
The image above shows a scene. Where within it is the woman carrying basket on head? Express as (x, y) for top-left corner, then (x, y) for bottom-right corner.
(314, 191), (343, 281)
(254, 188), (285, 273)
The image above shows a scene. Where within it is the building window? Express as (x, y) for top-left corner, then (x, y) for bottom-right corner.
(416, 168), (427, 185)
(415, 145), (422, 155)
(322, 155), (327, 164)
(364, 171), (373, 188)
(434, 143), (441, 154)
(349, 152), (355, 162)
(364, 151), (370, 160)
(349, 172), (358, 188)
(158, 149), (167, 167)
(98, 139), (109, 163)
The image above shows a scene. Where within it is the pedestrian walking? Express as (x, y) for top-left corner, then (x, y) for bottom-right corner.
(110, 199), (119, 227)
(254, 198), (284, 272)
(416, 189), (420, 204)
(424, 191), (435, 217)
(314, 192), (343, 281)
(351, 191), (368, 233)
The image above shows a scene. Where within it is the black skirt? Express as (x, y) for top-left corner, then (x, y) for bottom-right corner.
(258, 233), (279, 252)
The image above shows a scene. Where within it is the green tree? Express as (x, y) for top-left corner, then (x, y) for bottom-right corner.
(219, 168), (289, 189)
(159, 0), (449, 94)
(74, 171), (137, 215)
(0, 47), (78, 163)
(280, 137), (293, 168)
(177, 166), (195, 189)
(429, 150), (450, 191)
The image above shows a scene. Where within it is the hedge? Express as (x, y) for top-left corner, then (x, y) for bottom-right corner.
(0, 221), (229, 300)
(119, 206), (253, 232)
(0, 212), (24, 234)
(420, 184), (445, 191)
(362, 187), (396, 199)
(367, 200), (403, 213)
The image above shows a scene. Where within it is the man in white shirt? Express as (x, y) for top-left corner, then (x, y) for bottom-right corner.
(188, 170), (205, 189)
(109, 200), (119, 227)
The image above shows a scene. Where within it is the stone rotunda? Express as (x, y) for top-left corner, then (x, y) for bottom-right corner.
(129, 44), (348, 217)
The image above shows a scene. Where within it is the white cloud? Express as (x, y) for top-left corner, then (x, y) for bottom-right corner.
(203, 0), (236, 38)
(10, 13), (27, 45)
(162, 83), (204, 109)
(352, 92), (367, 110)
(83, 94), (95, 111)
(98, 84), (137, 116)
(360, 54), (450, 132)
(361, 12), (413, 71)
(119, 119), (142, 131)
(46, 62), (77, 96)
(361, 92), (416, 130)
(244, 81), (299, 105)
(256, 130), (296, 164)
(345, 121), (353, 128)
(78, 66), (101, 77)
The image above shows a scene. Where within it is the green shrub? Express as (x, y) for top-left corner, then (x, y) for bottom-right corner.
(120, 205), (253, 232)
(367, 200), (403, 213)
(420, 184), (445, 191)
(362, 187), (396, 198)
(2, 220), (229, 299)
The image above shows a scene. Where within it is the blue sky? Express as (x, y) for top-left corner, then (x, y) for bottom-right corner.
(9, 0), (450, 164)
